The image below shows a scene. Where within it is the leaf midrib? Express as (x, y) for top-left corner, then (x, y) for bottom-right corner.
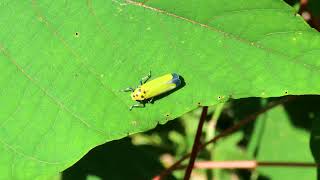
(126, 0), (320, 73)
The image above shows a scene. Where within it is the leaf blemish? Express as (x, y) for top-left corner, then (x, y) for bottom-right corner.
(112, 0), (128, 6)
(37, 17), (43, 22)
(131, 120), (137, 126)
(74, 32), (80, 38)
(308, 112), (315, 119)
(117, 7), (123, 12)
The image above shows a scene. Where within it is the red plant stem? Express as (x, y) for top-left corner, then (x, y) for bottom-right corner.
(183, 106), (208, 180)
(154, 96), (294, 180)
(193, 161), (257, 169)
(300, 0), (308, 6)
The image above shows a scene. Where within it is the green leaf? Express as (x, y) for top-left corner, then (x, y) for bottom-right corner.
(249, 105), (315, 179)
(214, 132), (249, 161)
(213, 132), (250, 180)
(1, 0), (320, 178)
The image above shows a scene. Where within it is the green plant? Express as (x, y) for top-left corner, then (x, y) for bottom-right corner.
(1, 0), (319, 179)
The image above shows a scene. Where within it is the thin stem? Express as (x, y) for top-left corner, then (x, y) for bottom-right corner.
(206, 102), (224, 147)
(177, 161), (317, 169)
(184, 106), (208, 180)
(205, 102), (225, 179)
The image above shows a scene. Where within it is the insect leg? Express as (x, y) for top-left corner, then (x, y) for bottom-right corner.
(140, 71), (152, 85)
(148, 98), (154, 104)
(129, 103), (145, 111)
(121, 87), (135, 92)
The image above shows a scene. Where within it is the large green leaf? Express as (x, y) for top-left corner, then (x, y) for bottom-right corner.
(249, 105), (315, 179)
(1, 0), (320, 178)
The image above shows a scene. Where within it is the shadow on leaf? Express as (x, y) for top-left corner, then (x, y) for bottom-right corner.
(62, 138), (175, 180)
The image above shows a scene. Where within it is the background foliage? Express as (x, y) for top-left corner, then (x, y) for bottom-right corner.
(0, 0), (320, 179)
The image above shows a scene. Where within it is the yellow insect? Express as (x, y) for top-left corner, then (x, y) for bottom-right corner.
(122, 71), (181, 110)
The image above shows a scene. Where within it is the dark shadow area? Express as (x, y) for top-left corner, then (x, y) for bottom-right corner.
(226, 97), (263, 148)
(310, 117), (320, 180)
(229, 98), (271, 161)
(308, 0), (320, 16)
(237, 169), (272, 180)
(257, 174), (271, 180)
(283, 95), (320, 131)
(62, 138), (176, 180)
(283, 0), (299, 6)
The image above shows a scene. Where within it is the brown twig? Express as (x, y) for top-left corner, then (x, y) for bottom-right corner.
(154, 96), (295, 179)
(184, 106), (208, 180)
